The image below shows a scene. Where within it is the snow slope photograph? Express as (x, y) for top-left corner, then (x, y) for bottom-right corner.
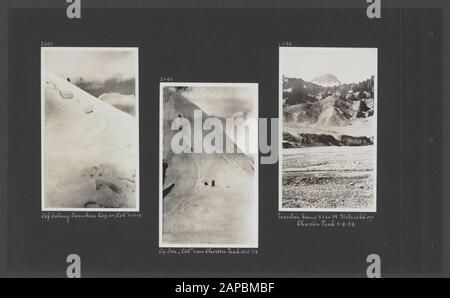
(41, 47), (139, 211)
(280, 47), (377, 212)
(160, 83), (258, 248)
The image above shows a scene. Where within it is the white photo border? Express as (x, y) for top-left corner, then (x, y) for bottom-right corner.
(41, 47), (140, 212)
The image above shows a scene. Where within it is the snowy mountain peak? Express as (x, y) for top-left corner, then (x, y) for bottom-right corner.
(43, 71), (138, 209)
(311, 74), (342, 87)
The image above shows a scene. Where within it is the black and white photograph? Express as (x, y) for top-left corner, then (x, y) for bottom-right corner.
(160, 83), (258, 247)
(280, 47), (377, 212)
(41, 47), (139, 211)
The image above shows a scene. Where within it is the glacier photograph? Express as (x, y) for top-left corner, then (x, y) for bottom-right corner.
(41, 47), (139, 211)
(280, 47), (377, 212)
(160, 83), (258, 248)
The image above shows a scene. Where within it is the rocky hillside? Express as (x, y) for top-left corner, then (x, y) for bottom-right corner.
(283, 132), (374, 148)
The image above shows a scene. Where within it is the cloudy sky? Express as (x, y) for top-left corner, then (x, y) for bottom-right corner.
(280, 47), (377, 84)
(43, 48), (137, 83)
(177, 84), (258, 154)
(181, 85), (258, 119)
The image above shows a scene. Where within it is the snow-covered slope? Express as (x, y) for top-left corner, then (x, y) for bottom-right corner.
(43, 71), (138, 210)
(162, 89), (257, 247)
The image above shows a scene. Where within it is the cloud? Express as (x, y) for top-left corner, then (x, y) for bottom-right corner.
(180, 86), (258, 119)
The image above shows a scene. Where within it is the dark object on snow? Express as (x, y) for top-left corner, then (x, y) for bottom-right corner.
(204, 181), (209, 186)
(67, 78), (71, 83)
(212, 180), (216, 187)
(163, 183), (175, 198)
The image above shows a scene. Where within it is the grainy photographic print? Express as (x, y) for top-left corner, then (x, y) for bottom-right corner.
(41, 48), (139, 211)
(280, 47), (377, 212)
(160, 83), (258, 248)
